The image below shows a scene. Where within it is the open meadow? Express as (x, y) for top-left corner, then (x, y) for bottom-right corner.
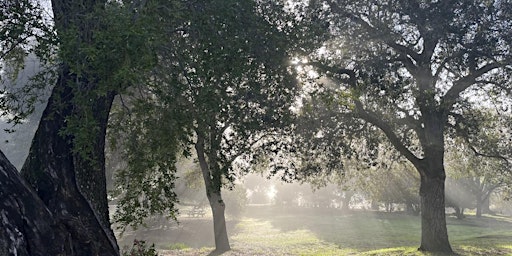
(117, 206), (512, 256)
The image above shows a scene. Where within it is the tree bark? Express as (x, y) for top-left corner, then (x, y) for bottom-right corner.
(418, 174), (452, 252)
(209, 191), (231, 252)
(414, 110), (452, 253)
(21, 77), (118, 255)
(195, 134), (231, 253)
(18, 0), (119, 254)
(0, 149), (72, 256)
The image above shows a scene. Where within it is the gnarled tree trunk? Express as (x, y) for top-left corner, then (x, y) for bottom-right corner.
(21, 76), (118, 255)
(19, 0), (119, 254)
(0, 149), (72, 255)
(418, 174), (452, 252)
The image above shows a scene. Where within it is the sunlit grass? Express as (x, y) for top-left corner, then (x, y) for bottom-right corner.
(163, 243), (189, 250)
(231, 218), (357, 255)
(155, 206), (512, 255)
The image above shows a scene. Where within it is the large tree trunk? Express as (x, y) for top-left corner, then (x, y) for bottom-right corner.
(19, 0), (119, 254)
(195, 134), (231, 253)
(418, 174), (452, 252)
(21, 77), (118, 255)
(0, 150), (72, 255)
(413, 110), (453, 253)
(73, 90), (116, 237)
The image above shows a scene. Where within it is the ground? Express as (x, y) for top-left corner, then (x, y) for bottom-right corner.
(116, 206), (512, 256)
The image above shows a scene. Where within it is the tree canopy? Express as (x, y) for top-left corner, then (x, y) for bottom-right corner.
(2, 0), (512, 254)
(109, 0), (321, 251)
(295, 0), (512, 252)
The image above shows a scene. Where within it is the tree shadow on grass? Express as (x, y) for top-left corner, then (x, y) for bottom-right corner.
(244, 206), (421, 250)
(243, 205), (512, 255)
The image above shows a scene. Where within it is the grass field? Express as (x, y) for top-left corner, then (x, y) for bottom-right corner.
(118, 206), (512, 256)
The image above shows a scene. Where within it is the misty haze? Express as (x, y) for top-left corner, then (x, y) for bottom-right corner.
(1, 1), (512, 256)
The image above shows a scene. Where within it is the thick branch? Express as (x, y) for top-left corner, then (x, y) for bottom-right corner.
(433, 51), (466, 83)
(353, 100), (421, 167)
(442, 62), (502, 108)
(351, 15), (420, 74)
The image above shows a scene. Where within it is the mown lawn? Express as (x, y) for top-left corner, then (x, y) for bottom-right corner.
(121, 206), (512, 256)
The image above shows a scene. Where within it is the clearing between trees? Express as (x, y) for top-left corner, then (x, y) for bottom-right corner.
(117, 206), (512, 256)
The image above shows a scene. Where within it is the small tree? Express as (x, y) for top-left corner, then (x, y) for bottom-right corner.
(111, 0), (315, 252)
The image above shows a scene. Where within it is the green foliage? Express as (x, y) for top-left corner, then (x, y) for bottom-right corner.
(293, 0), (512, 183)
(110, 0), (311, 228)
(55, 1), (168, 164)
(0, 0), (54, 76)
(0, 0), (56, 124)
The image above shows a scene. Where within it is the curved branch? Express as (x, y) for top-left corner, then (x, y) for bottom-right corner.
(353, 100), (421, 167)
(442, 62), (503, 108)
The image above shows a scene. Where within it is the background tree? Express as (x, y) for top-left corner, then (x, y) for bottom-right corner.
(446, 139), (512, 218)
(298, 0), (512, 252)
(110, 0), (320, 252)
(445, 177), (475, 219)
(361, 161), (420, 214)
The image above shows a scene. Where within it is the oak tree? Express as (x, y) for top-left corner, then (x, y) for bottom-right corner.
(300, 0), (512, 252)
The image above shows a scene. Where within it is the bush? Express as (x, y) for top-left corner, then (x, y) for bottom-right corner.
(122, 239), (158, 256)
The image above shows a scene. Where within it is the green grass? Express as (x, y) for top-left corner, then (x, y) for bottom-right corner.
(156, 207), (512, 255)
(163, 243), (189, 250)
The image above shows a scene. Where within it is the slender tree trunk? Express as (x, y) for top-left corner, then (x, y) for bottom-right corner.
(476, 196), (483, 218)
(209, 191), (231, 252)
(482, 196), (492, 215)
(453, 206), (465, 219)
(195, 134), (231, 253)
(341, 191), (353, 211)
(418, 174), (452, 252)
(406, 202), (420, 216)
(477, 189), (495, 217)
